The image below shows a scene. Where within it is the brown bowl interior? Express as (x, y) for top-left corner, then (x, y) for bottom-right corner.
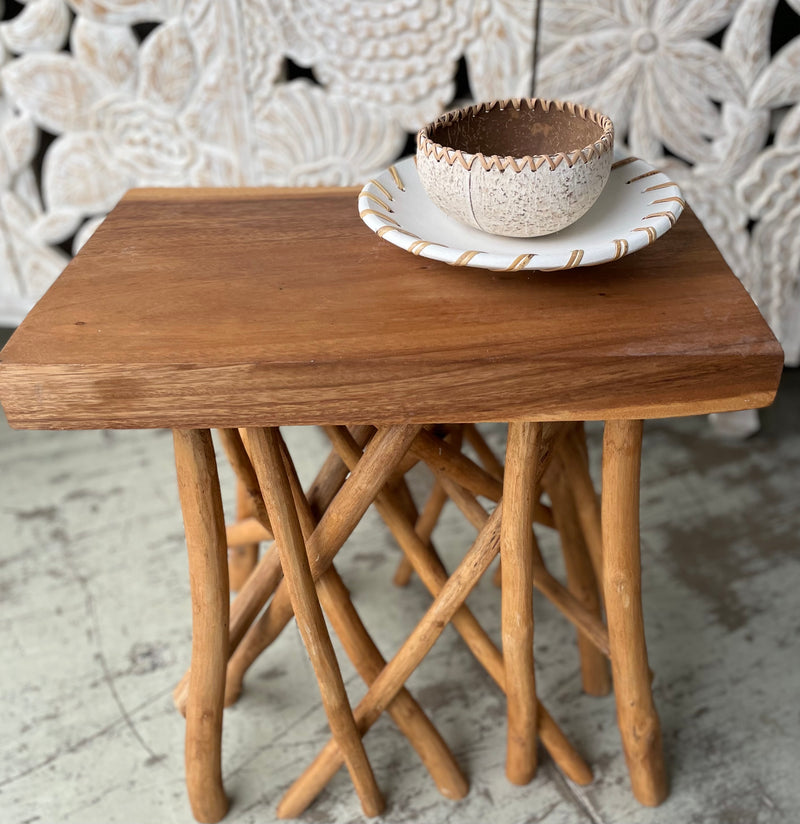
(429, 105), (604, 158)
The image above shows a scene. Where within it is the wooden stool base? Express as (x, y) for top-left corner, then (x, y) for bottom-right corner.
(173, 419), (666, 820)
(384, 421), (664, 804)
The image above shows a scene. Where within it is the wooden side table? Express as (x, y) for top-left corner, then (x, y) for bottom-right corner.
(0, 187), (783, 820)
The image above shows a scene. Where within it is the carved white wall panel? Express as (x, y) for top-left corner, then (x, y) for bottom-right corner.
(0, 0), (798, 364)
(253, 81), (407, 186)
(538, 0), (800, 364)
(265, 0), (490, 130)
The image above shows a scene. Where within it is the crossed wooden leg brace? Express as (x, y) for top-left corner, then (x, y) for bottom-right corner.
(173, 418), (664, 822)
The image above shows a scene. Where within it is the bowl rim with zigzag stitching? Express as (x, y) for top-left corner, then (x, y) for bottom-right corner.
(416, 97), (615, 174)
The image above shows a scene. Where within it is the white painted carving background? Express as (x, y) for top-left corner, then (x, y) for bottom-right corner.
(0, 0), (799, 363)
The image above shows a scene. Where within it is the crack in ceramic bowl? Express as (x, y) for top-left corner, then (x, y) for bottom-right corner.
(416, 98), (614, 238)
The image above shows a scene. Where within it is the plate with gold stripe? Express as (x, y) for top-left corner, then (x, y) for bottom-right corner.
(358, 155), (684, 271)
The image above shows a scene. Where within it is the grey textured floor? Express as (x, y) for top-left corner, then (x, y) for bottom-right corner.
(1, 372), (799, 824)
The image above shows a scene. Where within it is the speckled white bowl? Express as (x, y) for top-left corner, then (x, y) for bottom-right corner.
(416, 98), (614, 238)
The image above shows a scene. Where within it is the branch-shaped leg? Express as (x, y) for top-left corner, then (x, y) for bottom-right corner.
(173, 427), (374, 714)
(173, 429), (229, 824)
(546, 454), (611, 696)
(392, 481), (448, 587)
(463, 422), (505, 481)
(246, 427), (384, 817)
(406, 425), (609, 657)
(322, 426), (592, 784)
(559, 424), (604, 588)
(502, 422), (541, 784)
(228, 478), (260, 591)
(224, 425), (422, 702)
(276, 434), (468, 802)
(393, 426), (462, 587)
(279, 497), (592, 819)
(603, 420), (667, 806)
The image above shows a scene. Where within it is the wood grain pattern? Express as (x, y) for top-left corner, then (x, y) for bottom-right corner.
(0, 190), (782, 430)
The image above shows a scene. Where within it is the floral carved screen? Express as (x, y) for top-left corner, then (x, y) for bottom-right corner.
(1, 0), (799, 363)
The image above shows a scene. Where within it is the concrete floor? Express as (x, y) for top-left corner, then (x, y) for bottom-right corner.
(0, 366), (798, 823)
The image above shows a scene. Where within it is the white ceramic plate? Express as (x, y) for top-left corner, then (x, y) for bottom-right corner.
(358, 155), (685, 271)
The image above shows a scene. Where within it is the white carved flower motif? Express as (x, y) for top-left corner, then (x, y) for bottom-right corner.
(94, 99), (195, 181)
(269, 0), (490, 130)
(1, 14), (239, 248)
(254, 80), (406, 186)
(465, 0), (536, 101)
(0, 100), (68, 310)
(537, 0), (744, 163)
(740, 104), (800, 364)
(736, 12), (800, 364)
(0, 0), (73, 310)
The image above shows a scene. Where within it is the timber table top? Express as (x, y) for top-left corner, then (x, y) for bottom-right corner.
(0, 187), (783, 430)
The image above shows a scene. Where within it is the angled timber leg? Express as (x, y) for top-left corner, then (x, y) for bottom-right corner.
(299, 424), (592, 816)
(278, 491), (592, 819)
(219, 428), (271, 591)
(558, 424), (604, 589)
(276, 432), (468, 802)
(387, 477), (420, 587)
(228, 479), (260, 591)
(324, 425), (508, 688)
(463, 422), (505, 481)
(172, 427), (378, 716)
(545, 454), (611, 696)
(392, 426), (463, 587)
(392, 481), (448, 586)
(173, 429), (230, 823)
(224, 425), (421, 704)
(245, 426), (384, 817)
(602, 419), (667, 806)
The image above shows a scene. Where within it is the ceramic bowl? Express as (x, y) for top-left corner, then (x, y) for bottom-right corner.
(416, 98), (614, 237)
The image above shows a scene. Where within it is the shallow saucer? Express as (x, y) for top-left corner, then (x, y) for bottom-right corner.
(358, 155), (684, 271)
